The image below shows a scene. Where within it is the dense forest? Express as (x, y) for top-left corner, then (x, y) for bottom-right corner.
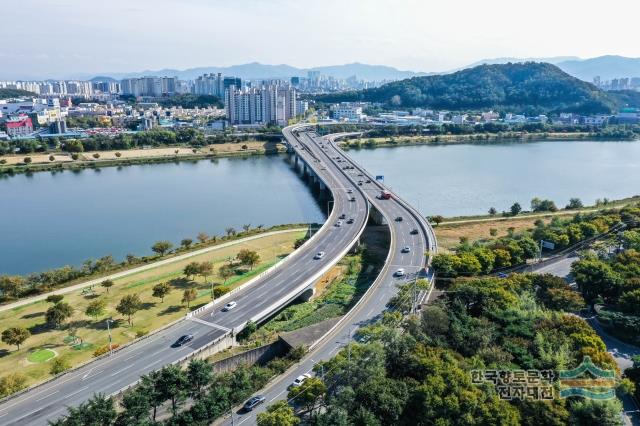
(316, 63), (623, 115)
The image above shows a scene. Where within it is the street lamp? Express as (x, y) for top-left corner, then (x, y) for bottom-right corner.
(106, 319), (114, 355)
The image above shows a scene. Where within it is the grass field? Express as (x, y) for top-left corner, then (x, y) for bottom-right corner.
(0, 230), (304, 388)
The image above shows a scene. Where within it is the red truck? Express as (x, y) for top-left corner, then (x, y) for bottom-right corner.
(380, 190), (392, 200)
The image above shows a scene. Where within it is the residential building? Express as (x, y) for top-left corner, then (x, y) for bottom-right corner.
(5, 115), (33, 138)
(330, 102), (365, 121)
(225, 83), (298, 126)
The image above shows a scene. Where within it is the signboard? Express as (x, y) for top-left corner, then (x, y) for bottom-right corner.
(541, 240), (555, 250)
(375, 175), (384, 181)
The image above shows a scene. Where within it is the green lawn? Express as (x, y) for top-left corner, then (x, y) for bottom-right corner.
(0, 230), (304, 390)
(27, 349), (56, 363)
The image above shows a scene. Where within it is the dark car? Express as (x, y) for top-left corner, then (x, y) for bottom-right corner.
(395, 216), (403, 222)
(339, 213), (346, 219)
(410, 228), (419, 235)
(347, 218), (354, 224)
(243, 395), (266, 411)
(172, 334), (193, 347)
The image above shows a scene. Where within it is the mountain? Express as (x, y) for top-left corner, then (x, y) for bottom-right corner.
(464, 56), (580, 68)
(90, 62), (424, 82)
(316, 62), (618, 115)
(89, 76), (119, 83)
(555, 55), (640, 81)
(0, 88), (37, 99)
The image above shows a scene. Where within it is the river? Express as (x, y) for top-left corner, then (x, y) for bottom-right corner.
(2, 139), (639, 274)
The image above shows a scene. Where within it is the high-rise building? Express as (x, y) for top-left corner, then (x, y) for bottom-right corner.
(194, 73), (224, 97)
(225, 83), (298, 126)
(120, 76), (178, 97)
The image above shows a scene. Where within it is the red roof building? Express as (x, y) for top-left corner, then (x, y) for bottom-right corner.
(5, 115), (33, 137)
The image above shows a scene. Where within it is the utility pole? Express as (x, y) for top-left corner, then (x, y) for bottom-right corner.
(106, 319), (113, 355)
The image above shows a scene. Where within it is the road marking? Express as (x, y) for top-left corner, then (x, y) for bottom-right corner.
(65, 386), (89, 399)
(35, 390), (58, 402)
(110, 364), (133, 377)
(188, 317), (231, 332)
(0, 412), (7, 418)
(82, 369), (103, 381)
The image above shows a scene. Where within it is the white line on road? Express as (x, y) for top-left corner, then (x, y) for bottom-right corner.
(110, 364), (133, 377)
(35, 390), (58, 402)
(188, 317), (231, 332)
(65, 386), (89, 399)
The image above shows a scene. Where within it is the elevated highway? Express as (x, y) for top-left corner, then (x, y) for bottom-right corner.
(221, 126), (437, 424)
(0, 125), (436, 425)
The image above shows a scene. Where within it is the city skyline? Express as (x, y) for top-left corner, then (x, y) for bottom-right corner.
(2, 0), (640, 79)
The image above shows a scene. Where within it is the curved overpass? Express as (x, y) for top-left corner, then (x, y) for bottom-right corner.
(220, 126), (437, 425)
(0, 125), (436, 425)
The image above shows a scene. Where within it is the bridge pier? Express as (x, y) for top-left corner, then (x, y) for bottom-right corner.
(369, 204), (387, 225)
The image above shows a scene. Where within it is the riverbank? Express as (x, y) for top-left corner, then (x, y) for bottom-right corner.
(0, 228), (305, 393)
(0, 141), (286, 175)
(338, 131), (637, 150)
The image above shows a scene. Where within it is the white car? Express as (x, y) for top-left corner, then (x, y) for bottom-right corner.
(401, 246), (411, 253)
(222, 301), (237, 311)
(314, 251), (325, 260)
(395, 268), (405, 277)
(291, 373), (312, 387)
(335, 221), (343, 227)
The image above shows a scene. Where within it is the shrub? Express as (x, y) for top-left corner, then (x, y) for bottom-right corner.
(49, 155), (55, 162)
(71, 153), (79, 160)
(23, 157), (32, 164)
(93, 343), (120, 357)
(50, 357), (70, 375)
(214, 286), (231, 298)
(92, 153), (100, 159)
(115, 152), (122, 158)
(136, 329), (148, 338)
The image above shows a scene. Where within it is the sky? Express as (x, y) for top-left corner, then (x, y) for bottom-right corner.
(1, 0), (639, 79)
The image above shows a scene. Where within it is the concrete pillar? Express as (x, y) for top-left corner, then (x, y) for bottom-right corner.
(369, 206), (387, 225)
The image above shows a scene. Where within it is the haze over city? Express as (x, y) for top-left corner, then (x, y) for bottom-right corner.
(2, 0), (640, 79)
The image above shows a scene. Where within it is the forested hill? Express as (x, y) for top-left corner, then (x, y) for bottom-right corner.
(316, 62), (620, 115)
(0, 88), (36, 99)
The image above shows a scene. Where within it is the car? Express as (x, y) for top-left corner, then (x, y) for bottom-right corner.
(401, 246), (411, 253)
(347, 218), (354, 224)
(291, 373), (312, 387)
(395, 216), (403, 222)
(358, 181), (363, 186)
(172, 334), (193, 347)
(335, 220), (343, 227)
(243, 395), (266, 411)
(321, 167), (326, 170)
(410, 228), (419, 235)
(366, 179), (371, 183)
(395, 268), (405, 277)
(357, 173), (363, 177)
(349, 196), (356, 202)
(347, 189), (353, 194)
(339, 213), (346, 219)
(314, 251), (325, 259)
(222, 301), (237, 311)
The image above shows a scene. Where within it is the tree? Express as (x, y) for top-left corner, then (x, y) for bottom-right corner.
(187, 359), (213, 397)
(196, 232), (209, 244)
(488, 207), (497, 216)
(218, 264), (234, 284)
(101, 279), (114, 293)
(152, 282), (171, 303)
(85, 299), (106, 320)
(0, 373), (27, 398)
(237, 249), (260, 270)
(118, 387), (152, 425)
(182, 288), (197, 308)
(197, 261), (214, 283)
(0, 275), (24, 299)
(566, 198), (584, 209)
(46, 302), (74, 328)
(568, 398), (623, 426)
(116, 294), (143, 325)
(184, 262), (200, 280)
(46, 294), (64, 304)
(242, 224), (251, 232)
(23, 157), (32, 164)
(49, 393), (116, 426)
(572, 259), (623, 305)
(2, 327), (30, 350)
(50, 357), (71, 375)
(430, 215), (444, 226)
(510, 202), (522, 216)
(225, 227), (236, 237)
(287, 377), (326, 415)
(151, 240), (173, 256)
(155, 365), (188, 417)
(180, 238), (193, 249)
(257, 401), (300, 426)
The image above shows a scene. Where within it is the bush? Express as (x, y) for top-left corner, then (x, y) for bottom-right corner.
(213, 286), (231, 298)
(93, 343), (120, 357)
(23, 157), (32, 164)
(136, 329), (148, 338)
(71, 153), (79, 160)
(92, 153), (100, 159)
(50, 357), (70, 375)
(49, 155), (55, 161)
(0, 373), (27, 398)
(115, 152), (122, 158)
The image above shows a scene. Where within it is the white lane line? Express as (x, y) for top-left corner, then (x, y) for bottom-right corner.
(35, 390), (58, 402)
(82, 369), (103, 381)
(65, 386), (89, 399)
(110, 364), (133, 377)
(188, 317), (231, 332)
